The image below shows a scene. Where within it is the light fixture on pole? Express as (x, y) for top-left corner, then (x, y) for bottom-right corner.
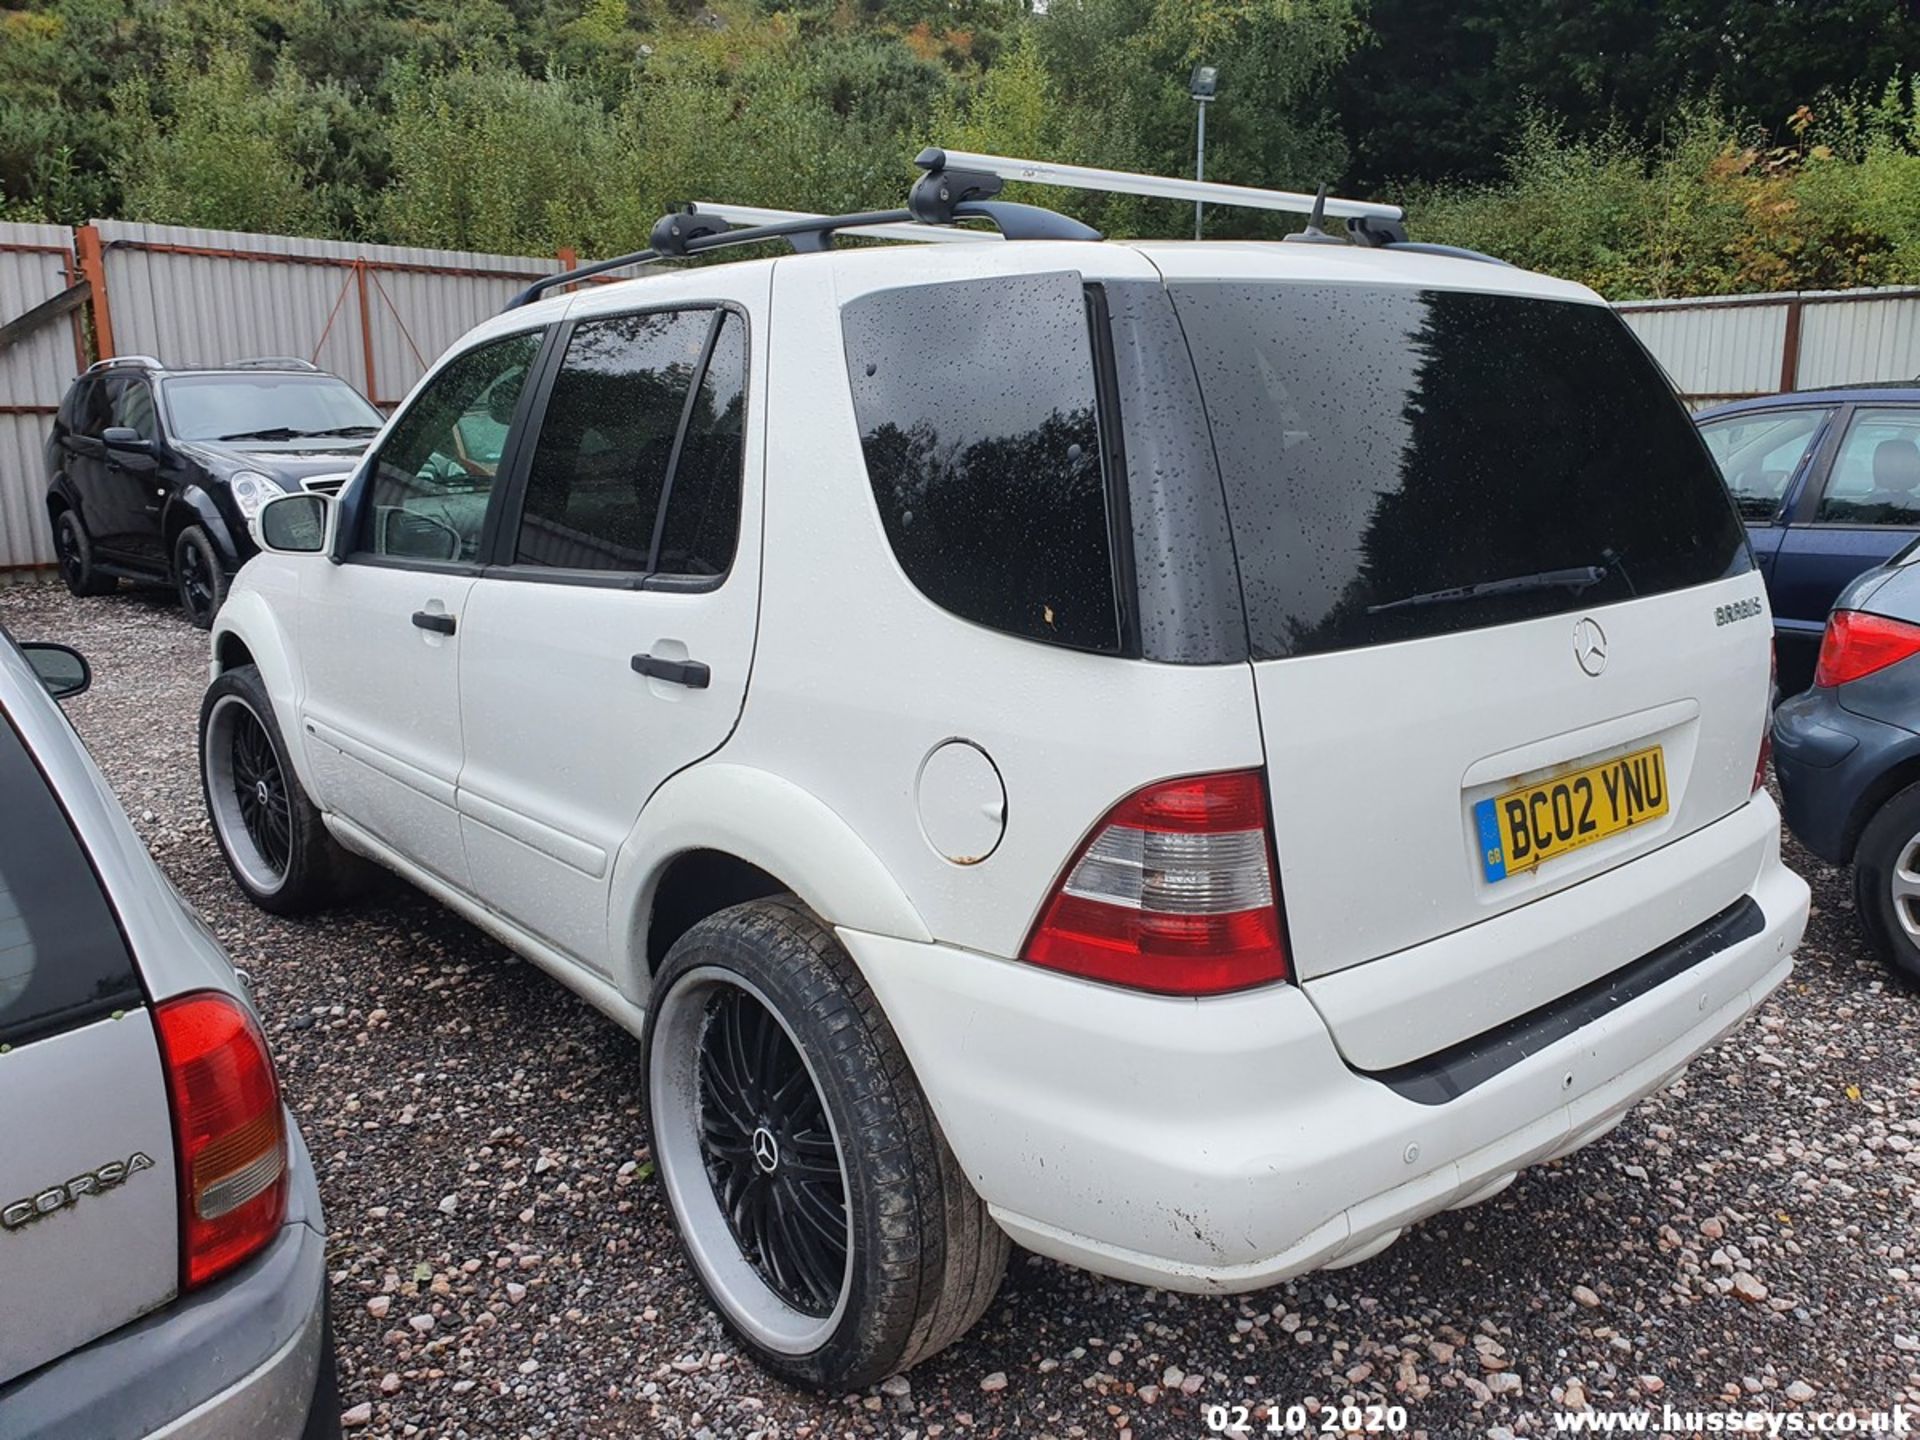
(1189, 64), (1219, 240)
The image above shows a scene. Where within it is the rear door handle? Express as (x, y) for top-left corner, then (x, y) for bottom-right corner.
(411, 610), (456, 635)
(632, 653), (710, 689)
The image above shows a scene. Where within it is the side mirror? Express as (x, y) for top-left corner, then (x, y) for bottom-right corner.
(257, 491), (334, 554)
(22, 643), (90, 700)
(101, 426), (153, 454)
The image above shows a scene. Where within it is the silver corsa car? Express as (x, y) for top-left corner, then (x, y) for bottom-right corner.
(0, 633), (337, 1440)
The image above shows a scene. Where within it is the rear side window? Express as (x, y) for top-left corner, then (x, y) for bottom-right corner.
(1699, 407), (1831, 521)
(0, 708), (141, 1049)
(842, 272), (1121, 652)
(1170, 283), (1752, 660)
(654, 314), (746, 579)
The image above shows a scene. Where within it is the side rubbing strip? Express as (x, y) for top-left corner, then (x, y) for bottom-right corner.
(1363, 897), (1764, 1106)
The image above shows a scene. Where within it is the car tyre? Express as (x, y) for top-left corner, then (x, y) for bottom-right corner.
(174, 525), (226, 630)
(1850, 779), (1920, 987)
(53, 508), (115, 597)
(200, 664), (368, 915)
(643, 897), (1007, 1391)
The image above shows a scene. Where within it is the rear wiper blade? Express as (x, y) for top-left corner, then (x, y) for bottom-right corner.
(1367, 565), (1609, 614)
(213, 427), (302, 442)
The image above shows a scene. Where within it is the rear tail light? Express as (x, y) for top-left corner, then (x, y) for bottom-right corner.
(1813, 610), (1920, 688)
(153, 991), (288, 1290)
(1022, 769), (1289, 995)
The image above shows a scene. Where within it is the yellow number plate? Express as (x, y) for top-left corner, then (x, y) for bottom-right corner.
(1474, 745), (1668, 882)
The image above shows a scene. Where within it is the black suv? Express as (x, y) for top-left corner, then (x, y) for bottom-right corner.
(44, 356), (383, 627)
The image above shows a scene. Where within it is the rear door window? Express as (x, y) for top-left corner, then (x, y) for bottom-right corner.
(1698, 408), (1832, 521)
(513, 310), (713, 574)
(0, 707), (142, 1050)
(1169, 283), (1752, 660)
(1816, 407), (1920, 525)
(842, 272), (1121, 652)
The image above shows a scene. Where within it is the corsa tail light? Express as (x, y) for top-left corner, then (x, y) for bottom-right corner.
(1022, 769), (1289, 995)
(1814, 610), (1920, 689)
(153, 991), (288, 1290)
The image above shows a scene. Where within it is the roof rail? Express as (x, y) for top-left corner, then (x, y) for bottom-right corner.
(505, 198), (1097, 310)
(690, 202), (1001, 244)
(84, 354), (162, 374)
(914, 148), (1405, 224)
(231, 355), (321, 371)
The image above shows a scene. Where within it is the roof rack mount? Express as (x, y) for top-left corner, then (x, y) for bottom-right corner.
(506, 197), (1098, 309)
(84, 354), (163, 374)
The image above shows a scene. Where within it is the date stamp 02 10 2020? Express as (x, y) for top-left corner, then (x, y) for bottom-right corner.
(1201, 1401), (1412, 1436)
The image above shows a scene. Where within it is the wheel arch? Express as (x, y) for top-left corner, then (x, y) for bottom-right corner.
(612, 763), (931, 1002)
(1841, 745), (1920, 864)
(207, 592), (319, 797)
(163, 487), (242, 571)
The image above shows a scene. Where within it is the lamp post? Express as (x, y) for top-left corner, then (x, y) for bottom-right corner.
(1190, 64), (1218, 240)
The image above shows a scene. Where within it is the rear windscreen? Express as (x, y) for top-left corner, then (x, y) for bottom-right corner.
(1169, 283), (1753, 661)
(0, 708), (141, 1049)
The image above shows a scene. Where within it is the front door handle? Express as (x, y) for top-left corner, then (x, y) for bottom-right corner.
(632, 653), (710, 689)
(411, 610), (456, 635)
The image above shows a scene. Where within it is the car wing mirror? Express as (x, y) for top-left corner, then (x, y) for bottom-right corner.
(101, 426), (154, 455)
(22, 643), (90, 700)
(256, 491), (336, 554)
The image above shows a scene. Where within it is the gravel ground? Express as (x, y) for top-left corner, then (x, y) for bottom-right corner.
(6, 580), (1919, 1440)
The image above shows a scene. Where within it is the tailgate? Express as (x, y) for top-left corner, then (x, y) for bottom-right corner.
(1258, 574), (1770, 983)
(1162, 275), (1770, 1045)
(0, 712), (178, 1385)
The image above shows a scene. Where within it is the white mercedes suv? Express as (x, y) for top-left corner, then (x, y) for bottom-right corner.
(198, 157), (1808, 1391)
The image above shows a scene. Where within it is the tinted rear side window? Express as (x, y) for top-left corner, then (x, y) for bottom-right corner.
(0, 708), (141, 1049)
(1170, 283), (1752, 660)
(842, 272), (1121, 652)
(655, 313), (746, 579)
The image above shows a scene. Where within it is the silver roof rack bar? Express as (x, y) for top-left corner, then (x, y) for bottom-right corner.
(928, 149), (1405, 224)
(84, 355), (163, 374)
(689, 201), (1001, 244)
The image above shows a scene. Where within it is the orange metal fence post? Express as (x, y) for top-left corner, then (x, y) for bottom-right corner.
(354, 259), (378, 406)
(74, 223), (115, 360)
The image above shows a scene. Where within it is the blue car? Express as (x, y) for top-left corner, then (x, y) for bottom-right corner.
(1773, 549), (1920, 985)
(1697, 384), (1920, 694)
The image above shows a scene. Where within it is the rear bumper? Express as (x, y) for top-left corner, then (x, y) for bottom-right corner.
(0, 1120), (336, 1440)
(844, 825), (1806, 1293)
(1773, 684), (1920, 865)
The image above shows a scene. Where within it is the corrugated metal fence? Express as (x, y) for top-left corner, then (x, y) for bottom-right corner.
(0, 220), (566, 576)
(6, 220), (1920, 575)
(90, 222), (564, 410)
(0, 223), (84, 578)
(1617, 285), (1920, 406)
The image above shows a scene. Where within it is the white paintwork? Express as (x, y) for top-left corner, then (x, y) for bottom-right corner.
(298, 565), (474, 888)
(211, 233), (1810, 1294)
(930, 149), (1406, 222)
(1264, 569), (1771, 998)
(455, 265), (771, 973)
(843, 814), (1803, 1290)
